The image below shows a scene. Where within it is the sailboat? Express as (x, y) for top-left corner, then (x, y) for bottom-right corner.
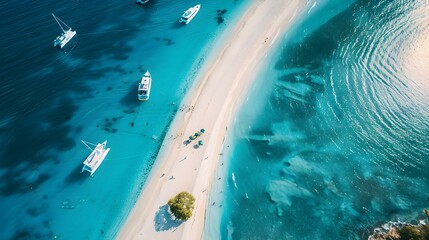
(52, 13), (76, 48)
(81, 140), (110, 176)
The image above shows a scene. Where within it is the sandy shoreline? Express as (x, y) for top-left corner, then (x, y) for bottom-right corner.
(116, 1), (306, 239)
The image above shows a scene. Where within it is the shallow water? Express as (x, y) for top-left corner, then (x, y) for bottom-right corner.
(212, 0), (429, 239)
(0, 0), (250, 239)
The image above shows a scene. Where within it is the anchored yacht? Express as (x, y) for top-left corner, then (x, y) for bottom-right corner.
(81, 140), (110, 176)
(138, 70), (152, 101)
(179, 4), (201, 24)
(52, 13), (76, 48)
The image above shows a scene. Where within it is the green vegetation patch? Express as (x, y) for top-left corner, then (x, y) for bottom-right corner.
(168, 192), (195, 221)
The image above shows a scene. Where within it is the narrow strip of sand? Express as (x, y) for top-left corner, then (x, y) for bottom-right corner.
(117, 0), (306, 239)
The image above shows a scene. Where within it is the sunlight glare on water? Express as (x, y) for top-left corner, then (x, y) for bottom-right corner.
(215, 0), (429, 239)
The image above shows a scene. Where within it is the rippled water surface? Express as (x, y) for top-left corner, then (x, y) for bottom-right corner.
(216, 0), (429, 239)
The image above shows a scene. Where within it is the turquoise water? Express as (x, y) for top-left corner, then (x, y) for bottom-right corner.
(209, 0), (429, 239)
(3, 0), (429, 239)
(0, 0), (250, 239)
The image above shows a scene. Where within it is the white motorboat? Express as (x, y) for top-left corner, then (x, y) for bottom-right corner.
(179, 4), (201, 24)
(52, 13), (76, 48)
(138, 70), (152, 101)
(81, 140), (110, 176)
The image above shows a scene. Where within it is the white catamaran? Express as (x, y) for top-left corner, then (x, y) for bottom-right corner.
(81, 140), (110, 176)
(52, 13), (76, 48)
(138, 70), (152, 101)
(179, 4), (201, 24)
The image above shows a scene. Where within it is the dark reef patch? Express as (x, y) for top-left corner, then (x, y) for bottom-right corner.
(10, 229), (31, 240)
(153, 37), (175, 46)
(97, 117), (122, 134)
(163, 38), (174, 46)
(137, 65), (147, 73)
(215, 9), (227, 24)
(112, 65), (128, 74)
(0, 6), (150, 196)
(27, 203), (48, 217)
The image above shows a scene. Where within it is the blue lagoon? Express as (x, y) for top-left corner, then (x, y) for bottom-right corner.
(206, 0), (429, 239)
(0, 0), (250, 239)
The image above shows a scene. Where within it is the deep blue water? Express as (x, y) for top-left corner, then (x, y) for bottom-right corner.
(0, 0), (250, 239)
(208, 0), (429, 239)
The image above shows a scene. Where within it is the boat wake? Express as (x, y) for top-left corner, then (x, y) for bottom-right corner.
(231, 172), (237, 189)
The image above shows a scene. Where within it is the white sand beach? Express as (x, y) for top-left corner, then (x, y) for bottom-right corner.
(117, 0), (306, 239)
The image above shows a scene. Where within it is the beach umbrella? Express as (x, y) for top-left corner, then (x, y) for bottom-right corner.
(198, 140), (203, 146)
(195, 132), (200, 137)
(200, 129), (205, 133)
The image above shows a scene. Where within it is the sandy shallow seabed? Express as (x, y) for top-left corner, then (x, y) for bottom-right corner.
(116, 0), (307, 239)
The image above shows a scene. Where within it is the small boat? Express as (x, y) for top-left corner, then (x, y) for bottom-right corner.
(179, 4), (201, 24)
(136, 0), (149, 5)
(81, 140), (110, 176)
(138, 70), (152, 101)
(52, 13), (76, 49)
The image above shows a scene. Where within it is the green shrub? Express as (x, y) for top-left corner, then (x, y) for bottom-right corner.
(168, 192), (195, 221)
(398, 225), (423, 240)
(416, 224), (429, 240)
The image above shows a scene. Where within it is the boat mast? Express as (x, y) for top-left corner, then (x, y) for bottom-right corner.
(81, 140), (96, 151)
(52, 13), (72, 33)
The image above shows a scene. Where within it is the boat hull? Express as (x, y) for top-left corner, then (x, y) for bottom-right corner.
(138, 71), (151, 101)
(136, 0), (149, 5)
(81, 141), (110, 176)
(179, 5), (200, 24)
(54, 29), (76, 49)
